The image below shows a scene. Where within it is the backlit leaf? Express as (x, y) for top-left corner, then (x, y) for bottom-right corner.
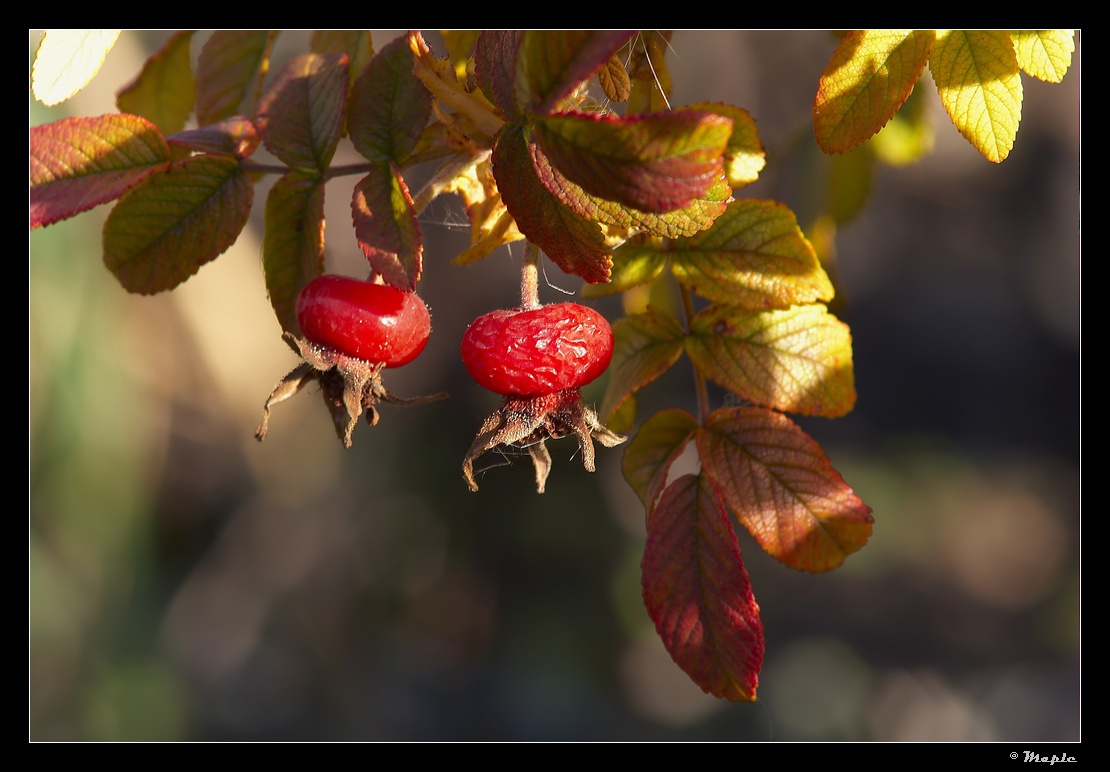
(581, 238), (668, 298)
(600, 307), (685, 421)
(196, 31), (276, 125)
(492, 124), (612, 283)
(598, 52), (631, 103)
(30, 114), (171, 229)
(351, 163), (423, 291)
(474, 30), (523, 122)
(516, 30), (636, 115)
(530, 143), (729, 239)
(311, 30), (373, 84)
(168, 117), (259, 159)
(116, 31), (195, 135)
(102, 154), (252, 294)
(930, 30), (1022, 163)
(686, 304), (856, 417)
(623, 408), (699, 512)
(534, 109), (732, 213)
(263, 172), (326, 335)
(814, 30), (934, 155)
(350, 36), (431, 165)
(258, 53), (347, 171)
(642, 473), (764, 702)
(32, 30), (121, 106)
(670, 199), (833, 308)
(412, 30), (506, 139)
(697, 407), (873, 572)
(687, 101), (765, 188)
(441, 30), (480, 80)
(1010, 30), (1074, 83)
(446, 156), (523, 265)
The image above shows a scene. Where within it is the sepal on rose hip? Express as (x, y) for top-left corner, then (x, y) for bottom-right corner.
(255, 275), (445, 447)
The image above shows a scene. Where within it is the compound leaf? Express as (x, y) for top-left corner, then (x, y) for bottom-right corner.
(930, 30), (1022, 163)
(103, 153), (252, 294)
(814, 30), (934, 154)
(697, 407), (874, 572)
(686, 304), (856, 417)
(642, 473), (764, 702)
(30, 114), (171, 229)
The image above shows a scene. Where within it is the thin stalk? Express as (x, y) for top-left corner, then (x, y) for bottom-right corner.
(521, 242), (541, 310)
(680, 284), (710, 424)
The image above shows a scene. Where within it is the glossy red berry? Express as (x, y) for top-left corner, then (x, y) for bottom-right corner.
(460, 303), (613, 397)
(296, 275), (431, 367)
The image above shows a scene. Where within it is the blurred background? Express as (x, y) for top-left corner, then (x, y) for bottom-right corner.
(29, 31), (1079, 741)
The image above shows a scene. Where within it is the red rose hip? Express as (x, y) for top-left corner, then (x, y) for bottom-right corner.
(460, 303), (613, 396)
(297, 275), (431, 367)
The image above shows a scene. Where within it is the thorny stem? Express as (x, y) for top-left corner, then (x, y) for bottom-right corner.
(521, 241), (541, 310)
(680, 283), (711, 424)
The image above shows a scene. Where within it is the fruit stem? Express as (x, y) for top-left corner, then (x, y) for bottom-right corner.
(521, 241), (541, 310)
(680, 284), (711, 424)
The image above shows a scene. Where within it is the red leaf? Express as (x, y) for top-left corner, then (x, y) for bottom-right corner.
(642, 473), (764, 702)
(491, 123), (612, 284)
(474, 30), (524, 123)
(351, 163), (423, 291)
(697, 406), (873, 572)
(516, 30), (636, 115)
(29, 114), (171, 229)
(533, 109), (732, 213)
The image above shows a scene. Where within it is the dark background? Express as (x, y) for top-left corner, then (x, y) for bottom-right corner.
(29, 31), (1080, 741)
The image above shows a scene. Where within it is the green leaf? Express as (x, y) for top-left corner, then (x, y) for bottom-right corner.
(311, 30), (373, 84)
(930, 30), (1022, 163)
(814, 30), (934, 155)
(686, 101), (765, 189)
(491, 124), (612, 283)
(581, 237), (669, 298)
(529, 143), (730, 239)
(263, 172), (326, 335)
(516, 30), (636, 115)
(102, 154), (253, 294)
(257, 53), (347, 171)
(196, 31), (277, 125)
(116, 31), (196, 135)
(641, 473), (764, 702)
(686, 304), (856, 417)
(622, 407), (699, 512)
(670, 199), (834, 308)
(30, 114), (171, 229)
(697, 407), (874, 572)
(168, 117), (259, 159)
(599, 307), (685, 421)
(351, 163), (423, 291)
(31, 30), (121, 106)
(349, 35), (432, 165)
(533, 109), (732, 213)
(1010, 30), (1074, 83)
(475, 30), (524, 123)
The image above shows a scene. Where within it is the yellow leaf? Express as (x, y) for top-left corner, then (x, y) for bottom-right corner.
(32, 30), (121, 106)
(1010, 30), (1075, 83)
(930, 30), (1022, 163)
(814, 30), (934, 154)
